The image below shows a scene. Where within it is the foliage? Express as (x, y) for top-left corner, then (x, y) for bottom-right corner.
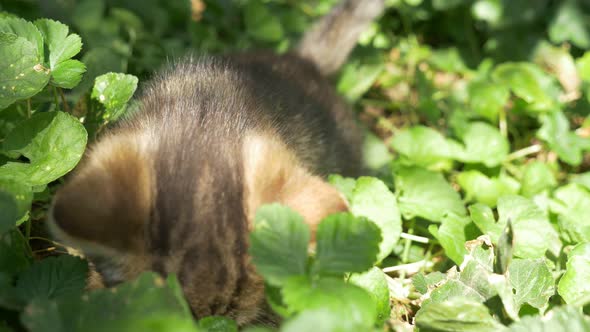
(1, 0), (590, 331)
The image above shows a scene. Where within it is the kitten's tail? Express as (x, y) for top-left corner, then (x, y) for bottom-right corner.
(295, 0), (385, 76)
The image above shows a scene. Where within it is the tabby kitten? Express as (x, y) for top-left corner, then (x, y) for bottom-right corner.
(48, 0), (385, 325)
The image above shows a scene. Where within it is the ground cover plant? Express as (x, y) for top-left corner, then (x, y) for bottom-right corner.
(1, 0), (590, 331)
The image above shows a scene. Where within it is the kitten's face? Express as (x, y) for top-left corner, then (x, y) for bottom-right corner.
(48, 132), (347, 325)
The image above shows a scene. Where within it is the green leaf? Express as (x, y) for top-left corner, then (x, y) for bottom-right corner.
(412, 272), (446, 294)
(469, 203), (503, 241)
(34, 19), (82, 68)
(21, 272), (199, 332)
(313, 213), (381, 276)
(508, 259), (554, 309)
(571, 172), (590, 191)
(394, 166), (466, 222)
(391, 126), (460, 170)
(50, 59), (86, 89)
(0, 17), (43, 56)
(429, 213), (477, 265)
(520, 162), (556, 197)
(0, 32), (50, 109)
(454, 122), (509, 167)
(558, 243), (590, 306)
(249, 204), (309, 286)
(328, 175), (356, 203)
(507, 306), (590, 332)
(538, 111), (587, 166)
(280, 309), (368, 332)
(349, 267), (390, 326)
(0, 229), (30, 276)
(282, 277), (376, 326)
(0, 111), (87, 186)
(549, 0), (590, 49)
(349, 177), (401, 262)
(496, 196), (560, 258)
(244, 2), (284, 42)
(468, 79), (509, 122)
(197, 316), (237, 332)
(13, 255), (87, 307)
(415, 298), (502, 332)
(91, 72), (138, 121)
(492, 62), (554, 110)
(458, 170), (519, 207)
(551, 184), (590, 243)
(0, 191), (18, 235)
(0, 180), (32, 233)
(337, 60), (384, 101)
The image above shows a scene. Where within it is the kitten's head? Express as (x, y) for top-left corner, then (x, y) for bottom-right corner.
(49, 131), (348, 325)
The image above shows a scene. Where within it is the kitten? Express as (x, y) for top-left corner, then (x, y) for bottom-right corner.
(48, 0), (385, 325)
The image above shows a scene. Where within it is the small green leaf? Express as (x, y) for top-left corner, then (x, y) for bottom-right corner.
(0, 32), (50, 109)
(429, 213), (477, 265)
(551, 184), (590, 243)
(455, 122), (510, 167)
(244, 2), (284, 42)
(0, 180), (32, 233)
(558, 243), (590, 306)
(197, 316), (237, 332)
(394, 166), (466, 222)
(494, 220), (513, 274)
(538, 111), (587, 166)
(249, 204), (309, 286)
(412, 272), (446, 294)
(91, 72), (138, 121)
(458, 170), (519, 207)
(282, 277), (377, 326)
(328, 175), (356, 203)
(313, 213), (381, 276)
(492, 62), (554, 110)
(0, 111), (87, 186)
(549, 0), (590, 49)
(0, 191), (18, 235)
(337, 60), (384, 101)
(520, 162), (557, 197)
(0, 229), (31, 276)
(391, 126), (460, 170)
(349, 177), (401, 262)
(349, 267), (390, 326)
(508, 259), (554, 309)
(469, 203), (502, 240)
(507, 306), (590, 332)
(50, 59), (86, 89)
(0, 17), (43, 56)
(468, 79), (509, 122)
(415, 298), (502, 332)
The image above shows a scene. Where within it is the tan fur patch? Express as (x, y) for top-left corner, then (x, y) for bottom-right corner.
(242, 133), (348, 237)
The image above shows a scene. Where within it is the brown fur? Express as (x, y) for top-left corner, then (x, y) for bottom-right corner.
(48, 0), (384, 326)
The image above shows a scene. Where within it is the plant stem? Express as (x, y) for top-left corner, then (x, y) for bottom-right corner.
(400, 232), (429, 244)
(26, 98), (32, 118)
(53, 86), (60, 111)
(505, 144), (542, 162)
(59, 88), (70, 113)
(499, 106), (508, 138)
(399, 219), (415, 280)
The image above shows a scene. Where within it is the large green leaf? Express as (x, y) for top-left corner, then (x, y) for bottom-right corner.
(249, 204), (309, 286)
(348, 267), (390, 326)
(492, 62), (554, 110)
(0, 180), (32, 229)
(0, 229), (30, 277)
(280, 309), (369, 332)
(458, 170), (519, 207)
(349, 177), (401, 262)
(429, 213), (478, 265)
(507, 306), (590, 332)
(551, 184), (590, 243)
(415, 298), (502, 332)
(454, 122), (509, 167)
(558, 242), (590, 306)
(538, 111), (588, 166)
(508, 259), (554, 309)
(21, 273), (199, 332)
(0, 17), (43, 56)
(0, 191), (18, 235)
(468, 79), (509, 122)
(197, 316), (237, 332)
(313, 213), (381, 276)
(520, 162), (556, 198)
(394, 166), (466, 222)
(391, 126), (460, 169)
(0, 111), (87, 186)
(0, 32), (50, 109)
(33, 19), (82, 69)
(91, 72), (138, 121)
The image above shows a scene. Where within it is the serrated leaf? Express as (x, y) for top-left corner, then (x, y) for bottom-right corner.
(249, 204), (309, 286)
(468, 79), (509, 122)
(34, 19), (82, 68)
(313, 213), (381, 276)
(0, 111), (87, 186)
(0, 229), (30, 276)
(282, 277), (376, 326)
(0, 17), (43, 56)
(349, 267), (390, 326)
(394, 166), (466, 222)
(458, 170), (519, 207)
(349, 177), (401, 262)
(244, 2), (284, 42)
(0, 180), (32, 233)
(91, 72), (138, 121)
(0, 32), (50, 109)
(492, 62), (554, 110)
(21, 272), (199, 332)
(391, 126), (460, 170)
(415, 298), (502, 332)
(520, 162), (556, 198)
(455, 122), (509, 167)
(508, 258), (554, 309)
(551, 184), (590, 243)
(558, 243), (590, 306)
(50, 59), (86, 89)
(14, 255), (88, 307)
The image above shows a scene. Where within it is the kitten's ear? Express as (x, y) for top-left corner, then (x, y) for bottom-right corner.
(243, 135), (348, 234)
(49, 135), (153, 253)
